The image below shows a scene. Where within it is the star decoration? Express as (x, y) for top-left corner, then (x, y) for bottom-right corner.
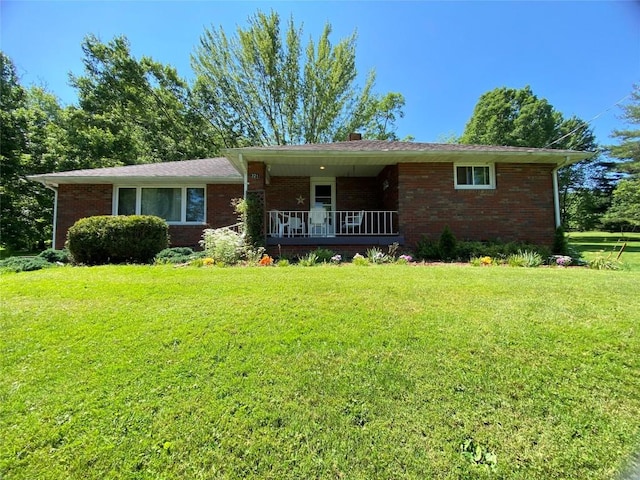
(296, 195), (305, 205)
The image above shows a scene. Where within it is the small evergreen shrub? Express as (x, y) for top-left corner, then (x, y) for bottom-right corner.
(552, 226), (568, 255)
(415, 236), (441, 261)
(0, 256), (53, 273)
(38, 248), (70, 264)
(67, 215), (169, 265)
(439, 226), (457, 261)
(155, 247), (202, 265)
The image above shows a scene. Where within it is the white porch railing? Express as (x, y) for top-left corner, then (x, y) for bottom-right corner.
(268, 210), (398, 238)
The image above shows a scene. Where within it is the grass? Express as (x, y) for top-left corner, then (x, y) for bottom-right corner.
(568, 231), (640, 270)
(1, 264), (640, 479)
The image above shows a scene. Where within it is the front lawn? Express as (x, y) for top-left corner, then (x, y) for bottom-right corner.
(1, 265), (639, 479)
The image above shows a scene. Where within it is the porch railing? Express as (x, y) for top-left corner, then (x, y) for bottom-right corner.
(268, 210), (398, 238)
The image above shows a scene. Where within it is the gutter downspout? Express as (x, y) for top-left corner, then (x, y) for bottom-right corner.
(552, 156), (570, 228)
(240, 153), (248, 198)
(42, 182), (59, 250)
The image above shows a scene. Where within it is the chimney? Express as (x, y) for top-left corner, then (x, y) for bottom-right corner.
(348, 132), (362, 141)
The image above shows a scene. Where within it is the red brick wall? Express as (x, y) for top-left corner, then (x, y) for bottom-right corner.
(56, 184), (113, 248)
(398, 162), (556, 247)
(54, 183), (243, 249)
(336, 177), (381, 210)
(265, 177), (310, 212)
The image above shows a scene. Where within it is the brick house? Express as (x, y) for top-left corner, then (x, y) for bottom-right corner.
(28, 138), (592, 255)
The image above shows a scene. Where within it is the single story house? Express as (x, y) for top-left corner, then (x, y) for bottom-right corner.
(28, 137), (593, 255)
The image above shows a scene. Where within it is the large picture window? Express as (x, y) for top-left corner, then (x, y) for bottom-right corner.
(115, 186), (206, 224)
(454, 164), (495, 189)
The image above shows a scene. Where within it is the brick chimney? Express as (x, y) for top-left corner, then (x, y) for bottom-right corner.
(348, 132), (362, 141)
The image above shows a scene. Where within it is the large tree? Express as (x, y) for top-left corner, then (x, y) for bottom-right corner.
(460, 86), (599, 227)
(69, 35), (219, 167)
(602, 84), (640, 230)
(191, 10), (406, 146)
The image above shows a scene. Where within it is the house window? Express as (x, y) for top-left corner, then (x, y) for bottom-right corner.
(454, 165), (495, 189)
(114, 186), (206, 224)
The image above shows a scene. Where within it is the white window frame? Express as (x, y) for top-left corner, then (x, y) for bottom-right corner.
(113, 185), (207, 225)
(454, 164), (496, 190)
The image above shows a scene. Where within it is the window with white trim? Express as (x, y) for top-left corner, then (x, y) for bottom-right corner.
(454, 164), (495, 189)
(115, 187), (206, 224)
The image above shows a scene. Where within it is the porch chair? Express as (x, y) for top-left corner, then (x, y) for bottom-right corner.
(342, 210), (364, 234)
(285, 213), (305, 237)
(308, 208), (327, 237)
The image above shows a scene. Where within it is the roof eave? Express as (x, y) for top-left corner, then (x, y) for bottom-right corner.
(27, 175), (243, 186)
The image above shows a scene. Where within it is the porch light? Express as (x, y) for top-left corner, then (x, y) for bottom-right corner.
(320, 166), (325, 170)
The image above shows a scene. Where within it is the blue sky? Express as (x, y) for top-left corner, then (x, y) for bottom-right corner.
(2, 1), (639, 146)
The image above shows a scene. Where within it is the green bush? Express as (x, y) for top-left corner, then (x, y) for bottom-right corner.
(507, 250), (543, 268)
(415, 237), (440, 261)
(38, 248), (70, 264)
(312, 248), (335, 263)
(155, 247), (203, 265)
(0, 256), (52, 273)
(67, 215), (169, 265)
(552, 226), (568, 255)
(439, 226), (457, 261)
(200, 227), (244, 265)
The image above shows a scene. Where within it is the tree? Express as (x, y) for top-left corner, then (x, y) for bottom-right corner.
(607, 83), (640, 178)
(69, 35), (219, 167)
(191, 10), (406, 146)
(460, 86), (599, 228)
(602, 84), (640, 230)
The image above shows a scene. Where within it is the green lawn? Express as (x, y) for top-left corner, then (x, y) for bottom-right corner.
(568, 231), (640, 271)
(1, 264), (639, 479)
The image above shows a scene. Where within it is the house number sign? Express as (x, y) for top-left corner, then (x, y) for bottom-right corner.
(250, 173), (260, 179)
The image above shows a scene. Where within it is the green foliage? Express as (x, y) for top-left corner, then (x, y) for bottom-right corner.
(311, 248), (335, 263)
(276, 258), (290, 267)
(552, 226), (568, 255)
(438, 226), (457, 261)
(415, 236), (441, 261)
(352, 253), (369, 266)
(192, 10), (406, 145)
(602, 178), (640, 230)
(297, 252), (319, 266)
(507, 250), (543, 268)
(588, 255), (623, 271)
(460, 438), (497, 470)
(607, 83), (640, 179)
(67, 215), (169, 265)
(37, 248), (70, 264)
(0, 256), (52, 273)
(200, 227), (244, 266)
(366, 247), (390, 264)
(235, 194), (265, 247)
(416, 236), (551, 263)
(154, 247), (202, 265)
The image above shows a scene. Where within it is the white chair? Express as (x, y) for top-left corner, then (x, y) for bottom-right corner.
(309, 208), (327, 237)
(285, 213), (305, 237)
(343, 210), (364, 234)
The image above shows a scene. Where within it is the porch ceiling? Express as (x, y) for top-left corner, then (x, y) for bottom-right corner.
(268, 163), (385, 177)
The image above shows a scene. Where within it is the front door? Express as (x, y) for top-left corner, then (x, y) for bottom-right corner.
(310, 178), (336, 236)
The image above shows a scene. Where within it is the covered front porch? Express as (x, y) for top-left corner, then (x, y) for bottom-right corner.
(266, 209), (403, 246)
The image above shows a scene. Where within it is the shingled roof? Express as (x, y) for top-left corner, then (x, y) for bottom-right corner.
(28, 158), (242, 185)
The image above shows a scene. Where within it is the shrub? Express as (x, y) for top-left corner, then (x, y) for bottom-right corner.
(155, 247), (202, 265)
(439, 226), (457, 261)
(366, 247), (389, 264)
(298, 252), (319, 266)
(67, 216), (169, 265)
(276, 258), (290, 267)
(352, 253), (369, 266)
(507, 250), (543, 268)
(312, 248), (335, 263)
(0, 256), (53, 273)
(200, 227), (244, 266)
(415, 236), (440, 261)
(38, 248), (70, 264)
(552, 226), (568, 255)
